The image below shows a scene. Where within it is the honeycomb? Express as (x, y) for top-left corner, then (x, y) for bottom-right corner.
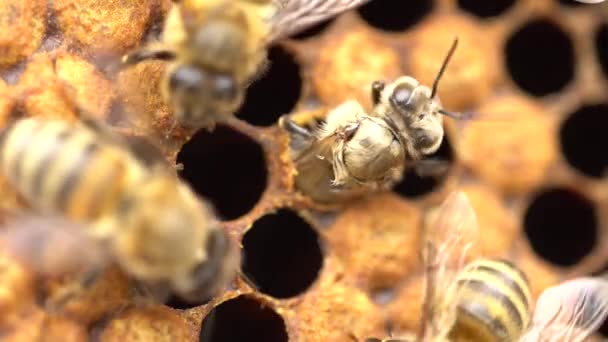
(1, 0), (608, 341)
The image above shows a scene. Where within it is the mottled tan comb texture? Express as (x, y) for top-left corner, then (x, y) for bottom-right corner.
(1, 0), (608, 341)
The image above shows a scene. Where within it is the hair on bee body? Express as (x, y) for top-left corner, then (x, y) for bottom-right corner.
(121, 0), (371, 133)
(0, 110), (240, 305)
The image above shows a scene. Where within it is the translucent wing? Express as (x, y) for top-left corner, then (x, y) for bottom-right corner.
(0, 215), (109, 278)
(419, 191), (479, 340)
(574, 0), (604, 3)
(520, 277), (608, 342)
(267, 0), (371, 42)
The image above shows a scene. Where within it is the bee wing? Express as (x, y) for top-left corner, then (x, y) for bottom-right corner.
(267, 0), (371, 42)
(0, 215), (110, 278)
(574, 0), (604, 3)
(520, 277), (608, 342)
(420, 191), (479, 336)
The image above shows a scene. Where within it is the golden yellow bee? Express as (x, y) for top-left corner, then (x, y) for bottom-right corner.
(367, 191), (608, 342)
(0, 115), (239, 303)
(279, 39), (462, 205)
(122, 0), (370, 130)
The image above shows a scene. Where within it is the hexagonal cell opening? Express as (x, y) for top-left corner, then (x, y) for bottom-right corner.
(505, 18), (575, 96)
(241, 209), (324, 299)
(560, 104), (608, 178)
(235, 46), (302, 127)
(524, 188), (597, 267)
(177, 125), (267, 221)
(393, 133), (454, 199)
(290, 18), (335, 41)
(457, 0), (516, 18)
(357, 0), (434, 32)
(199, 296), (288, 342)
(595, 23), (608, 79)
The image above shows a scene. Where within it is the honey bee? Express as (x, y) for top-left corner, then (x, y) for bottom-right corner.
(0, 115), (239, 303)
(279, 39), (462, 205)
(280, 101), (405, 204)
(367, 191), (608, 342)
(122, 0), (370, 130)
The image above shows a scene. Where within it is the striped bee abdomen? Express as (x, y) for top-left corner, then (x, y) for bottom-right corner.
(450, 258), (532, 342)
(0, 118), (132, 221)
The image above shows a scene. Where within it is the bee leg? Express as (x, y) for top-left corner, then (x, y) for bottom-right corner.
(279, 116), (312, 139)
(371, 80), (385, 106)
(121, 48), (176, 67)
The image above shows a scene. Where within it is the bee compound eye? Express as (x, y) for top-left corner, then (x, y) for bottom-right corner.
(390, 85), (414, 110)
(213, 75), (238, 100)
(170, 66), (206, 92)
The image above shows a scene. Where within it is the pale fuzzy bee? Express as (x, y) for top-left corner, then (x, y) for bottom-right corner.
(280, 101), (405, 204)
(122, 0), (370, 131)
(0, 115), (239, 303)
(279, 39), (462, 205)
(367, 191), (608, 342)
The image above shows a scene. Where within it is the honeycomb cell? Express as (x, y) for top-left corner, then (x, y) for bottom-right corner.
(0, 0), (46, 69)
(116, 60), (174, 137)
(462, 184), (518, 258)
(236, 46), (302, 127)
(457, 0), (516, 18)
(408, 14), (497, 111)
(517, 249), (560, 301)
(16, 52), (115, 121)
(506, 18), (575, 96)
(595, 23), (608, 80)
(459, 96), (558, 194)
(99, 306), (194, 341)
(43, 267), (132, 326)
(199, 295), (288, 342)
(357, 0), (433, 32)
(560, 104), (608, 178)
(177, 125), (267, 220)
(312, 29), (402, 109)
(0, 249), (35, 328)
(53, 0), (152, 55)
(326, 193), (421, 291)
(295, 264), (384, 341)
(393, 134), (453, 199)
(0, 78), (14, 124)
(242, 209), (323, 299)
(386, 276), (424, 336)
(2, 308), (87, 342)
(524, 187), (597, 267)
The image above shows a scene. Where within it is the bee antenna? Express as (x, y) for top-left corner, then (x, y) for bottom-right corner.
(430, 37), (459, 99)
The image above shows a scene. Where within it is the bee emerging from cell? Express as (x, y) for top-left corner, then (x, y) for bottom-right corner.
(281, 38), (467, 205)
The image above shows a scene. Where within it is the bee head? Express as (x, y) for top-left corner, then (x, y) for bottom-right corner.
(168, 65), (241, 127)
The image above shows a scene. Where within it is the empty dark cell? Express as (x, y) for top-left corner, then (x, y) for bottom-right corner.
(595, 24), (608, 78)
(199, 296), (288, 342)
(457, 0), (515, 18)
(235, 46), (302, 127)
(241, 209), (323, 299)
(393, 133), (454, 199)
(177, 125), (267, 220)
(358, 0), (433, 32)
(505, 18), (575, 96)
(290, 18), (335, 40)
(523, 188), (597, 267)
(560, 104), (608, 178)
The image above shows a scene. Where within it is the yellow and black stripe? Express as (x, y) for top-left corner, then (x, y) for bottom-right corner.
(0, 118), (137, 221)
(450, 258), (532, 342)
